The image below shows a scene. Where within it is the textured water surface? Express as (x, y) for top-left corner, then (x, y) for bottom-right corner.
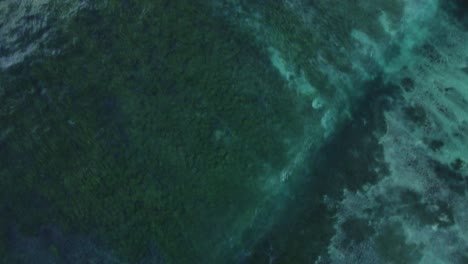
(1, 0), (467, 263)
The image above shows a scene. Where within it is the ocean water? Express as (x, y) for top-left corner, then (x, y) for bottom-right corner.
(0, 0), (467, 263)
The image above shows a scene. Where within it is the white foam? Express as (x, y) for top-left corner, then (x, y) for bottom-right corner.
(324, 0), (468, 262)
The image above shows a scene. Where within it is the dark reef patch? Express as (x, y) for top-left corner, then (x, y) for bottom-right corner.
(243, 76), (401, 263)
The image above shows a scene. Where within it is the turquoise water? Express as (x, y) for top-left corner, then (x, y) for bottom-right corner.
(1, 1), (467, 263)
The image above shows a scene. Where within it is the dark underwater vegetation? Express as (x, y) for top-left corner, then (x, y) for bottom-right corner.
(1, 1), (467, 263)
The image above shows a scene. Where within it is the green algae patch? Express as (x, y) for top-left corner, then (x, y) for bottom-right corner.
(0, 1), (305, 262)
